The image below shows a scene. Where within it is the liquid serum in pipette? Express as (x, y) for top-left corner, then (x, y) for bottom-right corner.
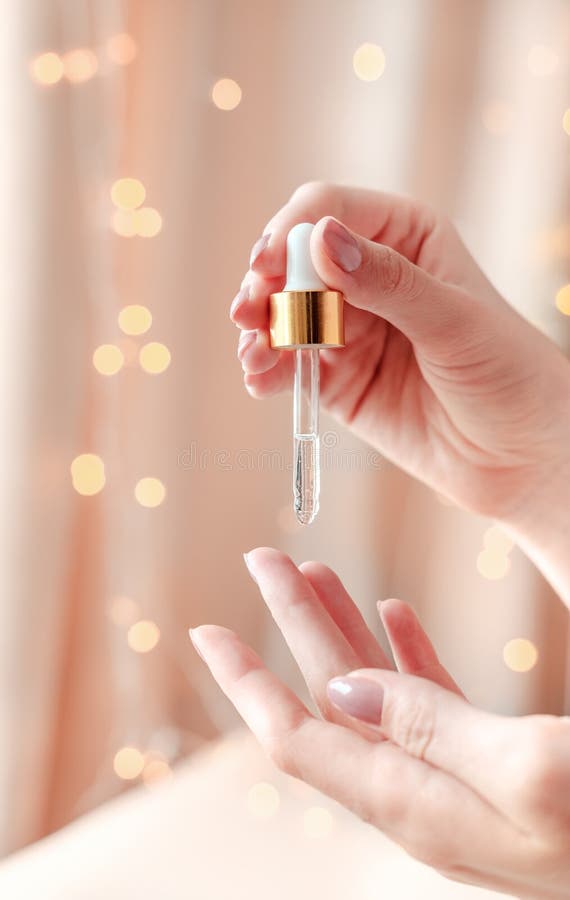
(269, 223), (345, 525)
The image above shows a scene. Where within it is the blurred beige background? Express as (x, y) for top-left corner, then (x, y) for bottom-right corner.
(0, 0), (569, 897)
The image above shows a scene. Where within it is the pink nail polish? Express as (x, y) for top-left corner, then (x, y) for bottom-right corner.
(237, 331), (256, 362)
(230, 284), (250, 321)
(250, 233), (270, 267)
(327, 676), (384, 724)
(321, 219), (361, 272)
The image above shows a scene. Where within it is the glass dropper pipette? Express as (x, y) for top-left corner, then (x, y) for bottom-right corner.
(269, 223), (345, 525)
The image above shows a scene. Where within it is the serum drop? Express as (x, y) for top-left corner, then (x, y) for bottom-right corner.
(269, 223), (345, 525)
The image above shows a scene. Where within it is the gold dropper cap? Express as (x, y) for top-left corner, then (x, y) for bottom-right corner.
(269, 289), (344, 349)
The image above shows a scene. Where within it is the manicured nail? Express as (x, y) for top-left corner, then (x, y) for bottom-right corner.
(327, 676), (384, 724)
(237, 330), (256, 362)
(250, 233), (270, 267)
(230, 284), (250, 321)
(243, 551), (258, 584)
(188, 628), (206, 662)
(321, 219), (362, 272)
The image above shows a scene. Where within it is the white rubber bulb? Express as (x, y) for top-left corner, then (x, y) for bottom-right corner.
(283, 223), (327, 292)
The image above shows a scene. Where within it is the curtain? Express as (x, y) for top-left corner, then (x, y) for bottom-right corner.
(0, 0), (568, 882)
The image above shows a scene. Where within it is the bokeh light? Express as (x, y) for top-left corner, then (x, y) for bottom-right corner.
(70, 453), (105, 496)
(476, 549), (511, 580)
(111, 177), (146, 210)
(503, 638), (538, 673)
(106, 33), (137, 66)
(302, 806), (334, 838)
(483, 524), (514, 555)
(135, 207), (163, 237)
(139, 342), (171, 374)
(118, 305), (152, 335)
(527, 44), (558, 77)
(353, 43), (386, 81)
(135, 477), (166, 508)
(143, 758), (173, 785)
(29, 52), (64, 85)
(211, 78), (242, 111)
(563, 109), (570, 137)
(247, 782), (281, 818)
(62, 48), (98, 84)
(113, 746), (145, 780)
(112, 209), (137, 237)
(555, 284), (570, 315)
(93, 344), (124, 375)
(127, 619), (161, 653)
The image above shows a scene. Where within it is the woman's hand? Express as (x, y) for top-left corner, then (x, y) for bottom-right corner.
(190, 548), (570, 899)
(232, 184), (570, 599)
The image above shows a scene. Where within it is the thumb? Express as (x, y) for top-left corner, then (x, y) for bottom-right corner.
(311, 216), (476, 351)
(327, 668), (509, 806)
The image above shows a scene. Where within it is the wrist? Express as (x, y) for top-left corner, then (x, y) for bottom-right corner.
(501, 453), (570, 605)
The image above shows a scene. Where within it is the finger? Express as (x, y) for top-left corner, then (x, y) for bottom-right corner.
(327, 666), (518, 812)
(244, 354), (294, 398)
(230, 274), (283, 330)
(378, 598), (464, 696)
(311, 216), (481, 355)
(251, 183), (435, 279)
(238, 329), (281, 376)
(188, 623), (379, 813)
(190, 625), (527, 872)
(244, 548), (365, 724)
(299, 561), (390, 669)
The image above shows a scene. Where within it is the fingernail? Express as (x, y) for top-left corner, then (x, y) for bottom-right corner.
(188, 628), (206, 662)
(321, 219), (362, 272)
(243, 551), (258, 584)
(230, 284), (250, 321)
(250, 233), (270, 267)
(237, 330), (256, 362)
(327, 676), (384, 724)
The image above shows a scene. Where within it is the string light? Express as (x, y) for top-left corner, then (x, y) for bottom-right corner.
(93, 343), (124, 375)
(503, 638), (538, 673)
(70, 453), (105, 495)
(353, 43), (386, 81)
(29, 52), (64, 85)
(127, 619), (161, 653)
(527, 44), (558, 77)
(139, 342), (171, 374)
(106, 33), (137, 66)
(211, 78), (242, 111)
(563, 109), (570, 137)
(481, 100), (513, 135)
(111, 178), (146, 210)
(135, 477), (166, 508)
(113, 746), (145, 780)
(118, 305), (152, 335)
(247, 782), (281, 818)
(302, 806), (334, 838)
(62, 48), (98, 83)
(555, 284), (570, 315)
(108, 595), (140, 627)
(476, 549), (511, 580)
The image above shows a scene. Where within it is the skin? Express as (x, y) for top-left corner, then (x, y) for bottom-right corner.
(192, 184), (570, 897)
